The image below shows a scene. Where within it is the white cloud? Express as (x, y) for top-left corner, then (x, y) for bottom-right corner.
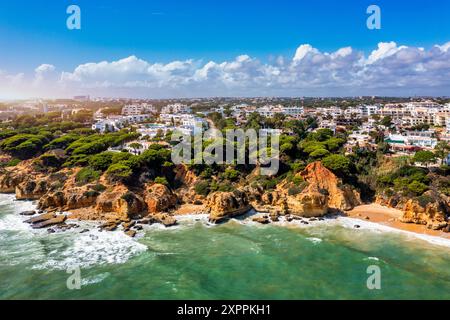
(34, 64), (56, 86)
(436, 41), (450, 53)
(293, 44), (319, 62)
(366, 42), (408, 64)
(2, 41), (450, 98)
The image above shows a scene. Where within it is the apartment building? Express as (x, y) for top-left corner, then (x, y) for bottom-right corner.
(385, 132), (438, 150)
(122, 104), (156, 116)
(161, 103), (191, 114)
(92, 114), (151, 133)
(256, 105), (304, 118)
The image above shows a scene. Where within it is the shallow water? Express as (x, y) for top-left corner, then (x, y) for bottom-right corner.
(0, 194), (449, 300)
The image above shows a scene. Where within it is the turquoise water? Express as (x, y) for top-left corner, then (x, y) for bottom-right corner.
(0, 194), (449, 300)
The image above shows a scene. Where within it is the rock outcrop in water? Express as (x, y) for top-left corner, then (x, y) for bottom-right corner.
(206, 190), (253, 223)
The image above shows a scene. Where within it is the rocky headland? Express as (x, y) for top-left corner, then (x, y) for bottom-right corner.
(0, 160), (449, 237)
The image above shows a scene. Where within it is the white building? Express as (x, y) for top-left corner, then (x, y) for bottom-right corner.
(92, 119), (122, 133)
(318, 120), (337, 133)
(360, 105), (379, 117)
(256, 105), (303, 118)
(161, 103), (191, 114)
(385, 133), (438, 149)
(122, 104), (156, 116)
(92, 114), (151, 133)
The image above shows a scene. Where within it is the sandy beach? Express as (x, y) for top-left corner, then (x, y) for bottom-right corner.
(347, 204), (450, 240)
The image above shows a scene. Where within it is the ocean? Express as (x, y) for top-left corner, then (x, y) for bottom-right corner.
(0, 193), (449, 300)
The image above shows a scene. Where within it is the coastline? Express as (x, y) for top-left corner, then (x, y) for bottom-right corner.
(169, 203), (450, 246)
(2, 192), (450, 246)
(346, 204), (450, 240)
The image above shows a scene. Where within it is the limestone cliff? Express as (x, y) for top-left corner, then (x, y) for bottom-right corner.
(401, 191), (449, 230)
(254, 162), (361, 217)
(206, 190), (253, 223)
(144, 183), (178, 213)
(376, 190), (449, 231)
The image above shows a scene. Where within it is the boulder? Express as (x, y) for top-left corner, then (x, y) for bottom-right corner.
(125, 230), (137, 238)
(20, 210), (36, 216)
(25, 212), (56, 224)
(151, 213), (177, 227)
(284, 191), (329, 217)
(253, 216), (271, 224)
(144, 184), (178, 213)
(298, 162), (361, 212)
(206, 190), (253, 223)
(269, 212), (280, 222)
(256, 162), (361, 218)
(122, 221), (136, 231)
(38, 191), (66, 210)
(99, 218), (123, 231)
(0, 170), (26, 193)
(31, 215), (67, 229)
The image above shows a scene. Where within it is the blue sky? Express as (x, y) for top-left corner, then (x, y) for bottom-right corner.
(0, 0), (449, 98)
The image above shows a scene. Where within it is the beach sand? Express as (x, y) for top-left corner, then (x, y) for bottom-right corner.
(172, 204), (206, 215)
(347, 204), (450, 240)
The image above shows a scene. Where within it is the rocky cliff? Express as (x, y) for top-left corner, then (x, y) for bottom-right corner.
(206, 162), (361, 222)
(0, 162), (181, 231)
(377, 190), (449, 231)
(206, 190), (253, 223)
(255, 162), (361, 217)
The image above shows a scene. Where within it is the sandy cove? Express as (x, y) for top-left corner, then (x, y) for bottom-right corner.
(347, 204), (450, 240)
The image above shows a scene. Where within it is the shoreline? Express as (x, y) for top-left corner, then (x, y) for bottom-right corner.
(346, 204), (450, 240)
(2, 193), (450, 246)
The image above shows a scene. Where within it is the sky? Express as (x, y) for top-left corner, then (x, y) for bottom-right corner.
(0, 0), (449, 99)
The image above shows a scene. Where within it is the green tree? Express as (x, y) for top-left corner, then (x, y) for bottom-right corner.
(129, 142), (143, 155)
(322, 154), (351, 176)
(76, 168), (101, 185)
(154, 176), (169, 186)
(434, 141), (450, 164)
(309, 148), (330, 159)
(407, 180), (428, 196)
(380, 116), (393, 128)
(106, 163), (133, 182)
(194, 180), (211, 196)
(88, 152), (114, 171)
(413, 151), (436, 167)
